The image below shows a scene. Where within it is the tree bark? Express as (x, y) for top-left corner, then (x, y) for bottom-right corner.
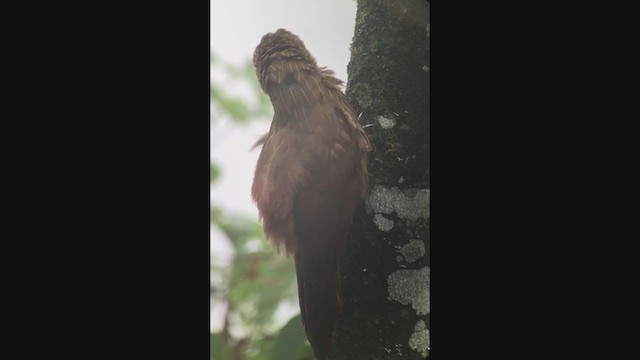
(331, 0), (430, 359)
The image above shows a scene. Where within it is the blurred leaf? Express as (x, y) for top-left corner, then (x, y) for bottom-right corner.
(211, 87), (253, 123)
(210, 207), (221, 224)
(214, 213), (265, 249)
(268, 315), (309, 360)
(243, 61), (256, 78)
(211, 209), (297, 331)
(227, 251), (296, 328)
(210, 52), (272, 125)
(210, 163), (220, 184)
(244, 332), (277, 360)
(298, 344), (314, 359)
(210, 332), (231, 360)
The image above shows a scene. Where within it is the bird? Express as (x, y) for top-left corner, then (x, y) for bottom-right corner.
(251, 28), (370, 359)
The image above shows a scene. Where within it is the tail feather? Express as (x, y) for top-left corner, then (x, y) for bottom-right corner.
(294, 250), (340, 360)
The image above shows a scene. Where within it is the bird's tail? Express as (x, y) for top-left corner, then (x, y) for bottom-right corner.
(294, 248), (341, 360)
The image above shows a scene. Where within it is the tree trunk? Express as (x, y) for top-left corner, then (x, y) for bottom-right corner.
(331, 0), (430, 359)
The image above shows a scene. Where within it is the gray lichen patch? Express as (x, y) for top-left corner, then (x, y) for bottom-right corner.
(376, 115), (397, 129)
(373, 214), (394, 231)
(388, 266), (430, 315)
(366, 186), (430, 221)
(408, 320), (430, 358)
(350, 82), (372, 110)
(398, 239), (425, 263)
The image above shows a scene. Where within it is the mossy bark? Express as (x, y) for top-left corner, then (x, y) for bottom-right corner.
(330, 0), (430, 359)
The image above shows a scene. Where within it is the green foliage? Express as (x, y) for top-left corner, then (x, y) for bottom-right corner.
(210, 163), (220, 183)
(210, 52), (272, 124)
(211, 207), (306, 358)
(268, 315), (312, 360)
(213, 212), (264, 250)
(211, 332), (231, 360)
(211, 86), (256, 123)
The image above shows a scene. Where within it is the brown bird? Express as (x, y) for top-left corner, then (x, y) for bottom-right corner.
(251, 29), (370, 359)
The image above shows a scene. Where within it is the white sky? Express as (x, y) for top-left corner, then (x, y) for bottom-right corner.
(210, 0), (357, 332)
